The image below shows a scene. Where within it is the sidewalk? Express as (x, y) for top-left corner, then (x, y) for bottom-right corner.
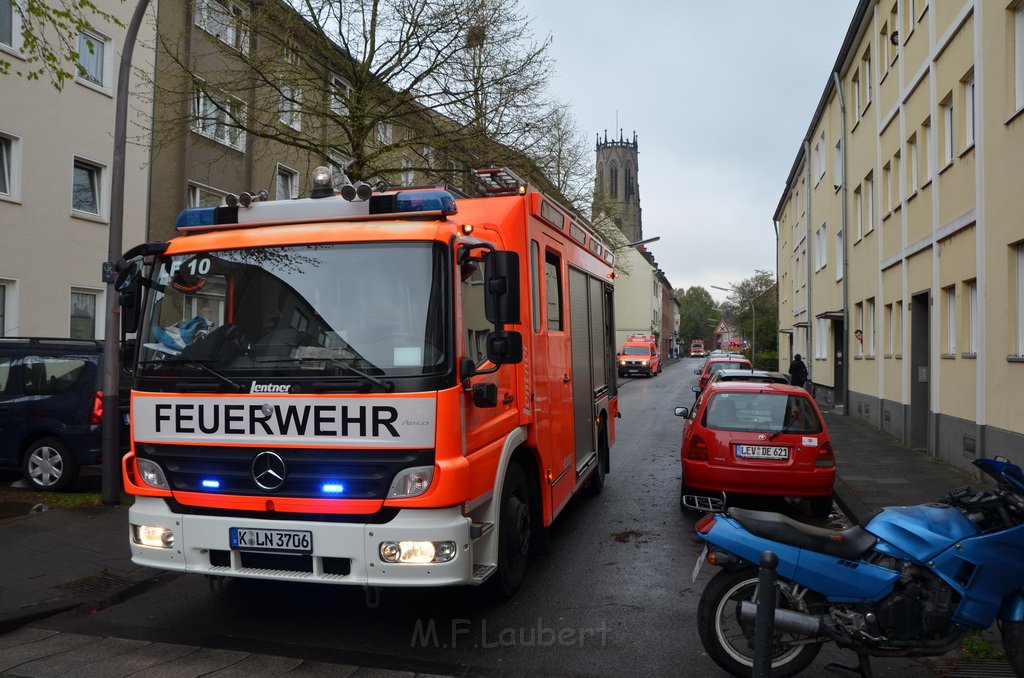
(825, 409), (981, 525)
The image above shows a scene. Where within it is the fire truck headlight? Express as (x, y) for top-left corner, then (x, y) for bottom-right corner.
(137, 458), (170, 490)
(641, 360), (649, 366)
(132, 524), (175, 549)
(379, 540), (457, 564)
(387, 466), (433, 498)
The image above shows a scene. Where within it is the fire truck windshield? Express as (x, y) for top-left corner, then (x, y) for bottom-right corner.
(137, 242), (447, 380)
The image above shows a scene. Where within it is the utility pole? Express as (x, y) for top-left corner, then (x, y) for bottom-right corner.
(101, 0), (151, 505)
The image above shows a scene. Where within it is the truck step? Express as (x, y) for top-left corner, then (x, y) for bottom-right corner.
(472, 564), (497, 582)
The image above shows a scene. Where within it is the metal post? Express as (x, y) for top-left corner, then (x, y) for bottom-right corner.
(753, 550), (778, 678)
(101, 0), (151, 505)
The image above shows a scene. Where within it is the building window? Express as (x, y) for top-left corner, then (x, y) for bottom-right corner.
(833, 139), (843, 189)
(76, 28), (110, 88)
(191, 84), (246, 151)
(883, 161), (892, 213)
(401, 157), (413, 186)
(862, 49), (872, 109)
(609, 162), (618, 199)
(836, 228), (844, 281)
(964, 76), (975, 147)
(1017, 244), (1024, 356)
(70, 290), (97, 339)
(921, 118), (932, 183)
(908, 133), (918, 193)
(1, 0), (22, 50)
(885, 303), (894, 355)
(867, 298), (876, 356)
(813, 133), (825, 183)
(275, 164), (297, 199)
(279, 84), (301, 131)
(72, 157), (103, 216)
(0, 132), (19, 201)
(624, 164), (634, 202)
(941, 95), (954, 166)
(966, 279), (978, 355)
(895, 300), (903, 354)
(194, 0), (248, 52)
(0, 282), (6, 336)
(855, 302), (864, 356)
(815, 318), (828, 359)
(864, 173), (874, 233)
(814, 222), (827, 272)
(329, 152), (351, 190)
(854, 185), (863, 240)
(187, 183), (225, 207)
(851, 70), (861, 121)
(329, 75), (350, 116)
(943, 285), (956, 355)
(376, 122), (392, 145)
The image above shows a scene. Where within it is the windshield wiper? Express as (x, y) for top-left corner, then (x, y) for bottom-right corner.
(255, 357), (394, 392)
(138, 358), (244, 392)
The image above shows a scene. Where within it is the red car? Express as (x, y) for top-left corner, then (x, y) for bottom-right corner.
(694, 356), (753, 392)
(675, 382), (835, 517)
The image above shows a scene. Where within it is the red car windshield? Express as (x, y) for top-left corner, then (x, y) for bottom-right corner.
(703, 392), (821, 434)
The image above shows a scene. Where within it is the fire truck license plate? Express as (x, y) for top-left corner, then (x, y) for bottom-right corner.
(229, 527), (313, 553)
(735, 445), (789, 460)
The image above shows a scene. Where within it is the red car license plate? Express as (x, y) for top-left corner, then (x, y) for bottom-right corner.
(735, 445), (789, 460)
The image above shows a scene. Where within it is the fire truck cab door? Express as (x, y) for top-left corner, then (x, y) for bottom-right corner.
(539, 245), (575, 481)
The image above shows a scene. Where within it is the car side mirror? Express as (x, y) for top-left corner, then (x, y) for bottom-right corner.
(693, 369), (700, 375)
(691, 386), (701, 394)
(674, 406), (689, 418)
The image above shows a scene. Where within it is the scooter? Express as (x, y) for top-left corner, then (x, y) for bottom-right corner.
(692, 457), (1024, 677)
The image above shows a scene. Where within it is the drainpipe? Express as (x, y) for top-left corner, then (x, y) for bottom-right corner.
(833, 71), (850, 416)
(804, 140), (813, 385)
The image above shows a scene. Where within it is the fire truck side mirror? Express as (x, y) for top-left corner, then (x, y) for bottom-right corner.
(483, 251), (520, 325)
(487, 330), (523, 364)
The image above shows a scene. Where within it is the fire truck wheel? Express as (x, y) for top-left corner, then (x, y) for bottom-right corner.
(586, 427), (608, 495)
(489, 462), (532, 599)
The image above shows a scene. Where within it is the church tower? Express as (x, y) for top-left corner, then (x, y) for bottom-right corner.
(594, 130), (642, 243)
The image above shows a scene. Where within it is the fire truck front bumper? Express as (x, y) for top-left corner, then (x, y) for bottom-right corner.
(128, 496), (475, 586)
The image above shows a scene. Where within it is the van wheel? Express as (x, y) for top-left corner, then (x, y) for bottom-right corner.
(23, 438), (78, 491)
(486, 462), (532, 599)
(586, 427), (609, 496)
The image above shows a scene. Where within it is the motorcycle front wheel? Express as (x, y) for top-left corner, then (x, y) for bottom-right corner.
(1000, 620), (1024, 677)
(697, 566), (824, 678)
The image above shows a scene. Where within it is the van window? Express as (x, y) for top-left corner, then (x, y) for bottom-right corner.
(0, 358), (10, 391)
(22, 357), (88, 395)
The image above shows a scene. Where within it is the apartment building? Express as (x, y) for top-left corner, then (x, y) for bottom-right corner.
(775, 0), (1024, 473)
(0, 1), (155, 337)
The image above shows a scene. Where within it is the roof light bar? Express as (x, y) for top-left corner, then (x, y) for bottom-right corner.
(471, 166), (526, 196)
(174, 189), (457, 233)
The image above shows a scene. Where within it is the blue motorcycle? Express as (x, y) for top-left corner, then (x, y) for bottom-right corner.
(692, 457), (1024, 677)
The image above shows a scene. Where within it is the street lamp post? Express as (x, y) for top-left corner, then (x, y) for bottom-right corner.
(712, 285), (755, 367)
(101, 0), (151, 505)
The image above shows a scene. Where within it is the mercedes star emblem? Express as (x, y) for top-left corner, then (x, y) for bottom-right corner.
(252, 451), (286, 491)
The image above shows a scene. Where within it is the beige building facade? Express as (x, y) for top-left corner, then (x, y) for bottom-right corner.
(0, 2), (155, 338)
(776, 0), (1024, 473)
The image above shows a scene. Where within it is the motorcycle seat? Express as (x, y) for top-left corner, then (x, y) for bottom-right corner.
(727, 507), (878, 560)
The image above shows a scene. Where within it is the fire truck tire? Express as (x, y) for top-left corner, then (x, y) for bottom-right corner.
(586, 427), (608, 495)
(488, 462), (532, 599)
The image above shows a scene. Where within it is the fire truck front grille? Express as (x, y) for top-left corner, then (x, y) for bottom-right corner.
(208, 550), (351, 576)
(140, 445), (434, 499)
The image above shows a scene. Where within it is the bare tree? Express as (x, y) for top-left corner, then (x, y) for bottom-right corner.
(145, 0), (576, 188)
(1, 0), (122, 88)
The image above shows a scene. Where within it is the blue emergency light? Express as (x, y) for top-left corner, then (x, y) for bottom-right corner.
(321, 483), (345, 494)
(201, 479), (221, 489)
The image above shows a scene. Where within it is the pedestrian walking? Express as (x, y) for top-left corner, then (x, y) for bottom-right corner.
(788, 354), (808, 388)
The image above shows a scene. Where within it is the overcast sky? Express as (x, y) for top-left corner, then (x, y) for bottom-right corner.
(519, 0), (859, 305)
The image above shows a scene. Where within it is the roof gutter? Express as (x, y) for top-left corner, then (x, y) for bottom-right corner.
(832, 70), (851, 416)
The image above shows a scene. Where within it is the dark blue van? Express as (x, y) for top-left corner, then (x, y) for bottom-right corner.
(0, 338), (128, 491)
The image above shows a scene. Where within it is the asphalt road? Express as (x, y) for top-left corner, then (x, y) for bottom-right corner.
(26, 359), (948, 676)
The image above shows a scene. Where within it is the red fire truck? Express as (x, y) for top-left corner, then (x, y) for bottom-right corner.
(115, 167), (617, 597)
